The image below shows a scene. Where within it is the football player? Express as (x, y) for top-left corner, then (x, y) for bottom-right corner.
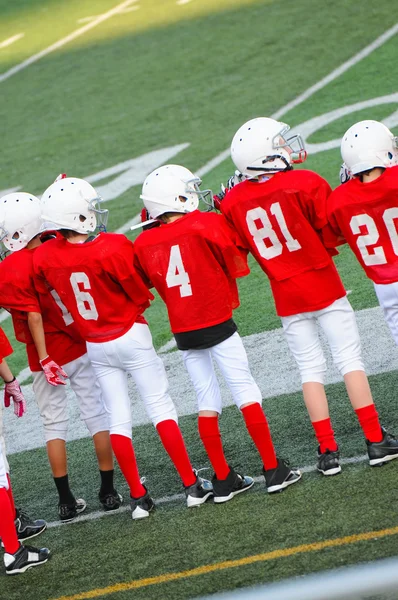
(326, 121), (398, 346)
(218, 117), (398, 475)
(34, 177), (212, 519)
(0, 328), (50, 575)
(134, 164), (301, 499)
(0, 193), (121, 522)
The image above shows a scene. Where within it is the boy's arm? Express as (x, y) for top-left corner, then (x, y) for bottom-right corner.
(27, 311), (67, 386)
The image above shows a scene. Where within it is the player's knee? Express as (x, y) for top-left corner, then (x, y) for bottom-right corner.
(109, 423), (132, 438)
(300, 362), (327, 385)
(332, 342), (364, 375)
(235, 391), (262, 410)
(150, 405), (178, 428)
(337, 358), (365, 376)
(84, 413), (109, 437)
(44, 421), (68, 442)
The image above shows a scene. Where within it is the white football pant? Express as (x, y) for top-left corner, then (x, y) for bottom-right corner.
(182, 332), (262, 413)
(86, 322), (178, 438)
(0, 405), (9, 489)
(33, 353), (109, 442)
(374, 282), (398, 345)
(281, 296), (364, 384)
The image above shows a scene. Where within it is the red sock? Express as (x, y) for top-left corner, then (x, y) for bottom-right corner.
(6, 474), (16, 519)
(0, 488), (20, 555)
(241, 404), (278, 470)
(156, 420), (196, 487)
(198, 416), (230, 480)
(355, 404), (383, 442)
(312, 418), (338, 453)
(110, 434), (146, 498)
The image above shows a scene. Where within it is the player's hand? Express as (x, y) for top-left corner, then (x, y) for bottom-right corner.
(4, 378), (26, 418)
(213, 171), (244, 210)
(40, 356), (68, 386)
(54, 173), (67, 182)
(140, 208), (160, 230)
(339, 163), (352, 184)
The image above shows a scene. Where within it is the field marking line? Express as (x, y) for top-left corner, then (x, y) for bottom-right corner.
(195, 21), (398, 178)
(45, 453), (369, 531)
(77, 6), (139, 23)
(177, 0), (193, 5)
(50, 524), (398, 600)
(0, 0), (139, 83)
(0, 33), (25, 49)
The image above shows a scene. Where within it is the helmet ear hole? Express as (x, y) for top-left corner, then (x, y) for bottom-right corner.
(12, 232), (20, 240)
(179, 195), (188, 203)
(79, 215), (87, 223)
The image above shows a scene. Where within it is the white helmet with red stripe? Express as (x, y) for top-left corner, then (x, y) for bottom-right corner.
(0, 192), (42, 251)
(231, 117), (307, 178)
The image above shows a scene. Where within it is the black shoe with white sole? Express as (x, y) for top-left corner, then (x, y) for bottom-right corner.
(367, 427), (398, 466)
(130, 488), (155, 520)
(15, 509), (47, 542)
(4, 544), (50, 575)
(185, 473), (213, 508)
(212, 467), (254, 503)
(99, 490), (123, 512)
(317, 447), (342, 476)
(264, 458), (302, 493)
(58, 498), (87, 523)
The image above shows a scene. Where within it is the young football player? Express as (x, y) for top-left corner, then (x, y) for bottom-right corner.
(326, 121), (398, 346)
(34, 177), (213, 519)
(0, 193), (121, 522)
(0, 328), (50, 575)
(134, 164), (301, 499)
(218, 117), (398, 475)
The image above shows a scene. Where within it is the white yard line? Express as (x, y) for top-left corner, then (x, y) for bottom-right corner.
(177, 0), (193, 5)
(0, 33), (24, 49)
(0, 310), (11, 324)
(0, 0), (139, 83)
(77, 5), (139, 23)
(45, 454), (370, 530)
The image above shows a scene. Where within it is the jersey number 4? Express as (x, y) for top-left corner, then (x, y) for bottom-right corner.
(246, 203), (301, 259)
(350, 209), (398, 266)
(166, 245), (192, 297)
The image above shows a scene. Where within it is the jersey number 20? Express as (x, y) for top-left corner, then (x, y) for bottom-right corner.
(350, 208), (398, 266)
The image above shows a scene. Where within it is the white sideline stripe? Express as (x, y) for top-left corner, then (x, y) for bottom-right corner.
(45, 454), (369, 530)
(0, 0), (139, 83)
(0, 33), (25, 49)
(195, 22), (398, 179)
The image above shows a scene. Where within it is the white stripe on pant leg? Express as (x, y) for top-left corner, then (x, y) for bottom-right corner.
(281, 314), (327, 384)
(374, 281), (398, 346)
(317, 297), (364, 376)
(210, 333), (262, 409)
(65, 354), (109, 436)
(0, 406), (9, 474)
(182, 348), (223, 413)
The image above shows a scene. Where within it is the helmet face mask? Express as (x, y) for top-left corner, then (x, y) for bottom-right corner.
(231, 117), (307, 178)
(0, 192), (42, 252)
(41, 178), (108, 234)
(341, 120), (398, 176)
(140, 165), (210, 219)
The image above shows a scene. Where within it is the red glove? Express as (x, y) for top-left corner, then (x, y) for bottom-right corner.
(140, 208), (160, 231)
(40, 356), (68, 386)
(4, 378), (26, 418)
(54, 173), (67, 182)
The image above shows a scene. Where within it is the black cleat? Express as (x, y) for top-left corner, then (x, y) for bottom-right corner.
(15, 509), (47, 542)
(185, 473), (213, 508)
(263, 458), (301, 493)
(4, 544), (50, 575)
(212, 466), (254, 504)
(58, 498), (87, 523)
(99, 490), (123, 512)
(367, 427), (398, 466)
(317, 447), (342, 476)
(130, 488), (154, 520)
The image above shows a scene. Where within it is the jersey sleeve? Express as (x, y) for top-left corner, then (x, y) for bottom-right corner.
(298, 176), (332, 232)
(105, 237), (154, 306)
(205, 217), (250, 279)
(0, 327), (13, 362)
(0, 275), (41, 314)
(322, 191), (347, 249)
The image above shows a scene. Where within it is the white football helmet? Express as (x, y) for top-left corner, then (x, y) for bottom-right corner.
(0, 192), (42, 252)
(341, 120), (398, 175)
(231, 117), (307, 178)
(140, 165), (211, 219)
(41, 177), (108, 234)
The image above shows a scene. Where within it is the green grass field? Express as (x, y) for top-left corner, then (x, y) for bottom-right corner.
(1, 0), (398, 598)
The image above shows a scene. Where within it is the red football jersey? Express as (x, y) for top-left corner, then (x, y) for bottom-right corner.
(134, 211), (249, 333)
(327, 166), (398, 284)
(0, 247), (86, 371)
(33, 233), (153, 343)
(0, 328), (13, 362)
(221, 170), (346, 316)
